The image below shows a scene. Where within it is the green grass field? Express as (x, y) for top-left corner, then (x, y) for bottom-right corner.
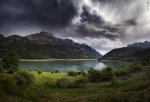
(0, 63), (150, 102)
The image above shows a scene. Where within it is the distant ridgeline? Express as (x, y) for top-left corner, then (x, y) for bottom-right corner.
(0, 31), (101, 59)
(100, 41), (150, 62)
(127, 41), (150, 48)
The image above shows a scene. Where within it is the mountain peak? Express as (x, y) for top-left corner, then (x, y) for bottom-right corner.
(27, 31), (54, 38)
(39, 31), (53, 37)
(127, 41), (150, 49)
(25, 31), (57, 44)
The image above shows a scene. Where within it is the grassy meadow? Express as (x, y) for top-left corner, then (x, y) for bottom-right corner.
(0, 61), (150, 102)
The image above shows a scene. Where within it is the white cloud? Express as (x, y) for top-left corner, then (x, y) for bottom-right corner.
(70, 0), (150, 54)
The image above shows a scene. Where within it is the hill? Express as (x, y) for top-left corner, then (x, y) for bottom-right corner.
(0, 31), (101, 59)
(100, 47), (143, 61)
(100, 41), (150, 61)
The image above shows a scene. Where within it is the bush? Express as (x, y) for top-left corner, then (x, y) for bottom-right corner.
(56, 78), (71, 89)
(38, 70), (42, 75)
(88, 68), (102, 83)
(14, 70), (35, 88)
(111, 75), (118, 87)
(68, 70), (86, 77)
(142, 66), (150, 79)
(68, 71), (77, 77)
(100, 66), (114, 81)
(128, 64), (142, 73)
(0, 68), (2, 72)
(72, 77), (88, 88)
(2, 52), (19, 72)
(88, 67), (114, 83)
(55, 70), (59, 73)
(55, 77), (88, 88)
(77, 69), (86, 76)
(115, 69), (128, 77)
(115, 64), (142, 77)
(0, 73), (17, 94)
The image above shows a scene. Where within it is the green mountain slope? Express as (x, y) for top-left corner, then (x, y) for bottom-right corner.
(0, 32), (101, 59)
(100, 47), (143, 61)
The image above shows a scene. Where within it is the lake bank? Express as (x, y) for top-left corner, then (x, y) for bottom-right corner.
(0, 59), (97, 61)
(20, 59), (97, 62)
(98, 59), (131, 63)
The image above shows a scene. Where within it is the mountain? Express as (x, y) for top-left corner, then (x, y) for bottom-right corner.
(0, 31), (101, 59)
(100, 47), (143, 61)
(100, 41), (150, 61)
(127, 41), (150, 48)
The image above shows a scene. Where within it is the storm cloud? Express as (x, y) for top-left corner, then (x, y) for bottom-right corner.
(0, 0), (149, 54)
(0, 0), (77, 34)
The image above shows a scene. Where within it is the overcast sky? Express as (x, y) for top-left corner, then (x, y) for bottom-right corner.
(0, 0), (150, 55)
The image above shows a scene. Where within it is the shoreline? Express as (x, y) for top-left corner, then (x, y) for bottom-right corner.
(20, 59), (97, 61)
(98, 59), (131, 63)
(0, 59), (97, 61)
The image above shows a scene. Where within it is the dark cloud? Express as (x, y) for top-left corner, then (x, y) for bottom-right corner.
(76, 24), (118, 40)
(72, 5), (119, 40)
(0, 0), (77, 34)
(0, 0), (148, 54)
(80, 6), (104, 25)
(96, 0), (115, 3)
(96, 0), (129, 3)
(124, 19), (137, 26)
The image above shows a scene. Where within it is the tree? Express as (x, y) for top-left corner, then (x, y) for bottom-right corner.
(2, 52), (19, 72)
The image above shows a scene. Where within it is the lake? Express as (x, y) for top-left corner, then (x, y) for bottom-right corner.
(0, 59), (127, 72)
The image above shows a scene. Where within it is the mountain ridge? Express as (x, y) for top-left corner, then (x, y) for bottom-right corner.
(127, 41), (150, 48)
(0, 31), (101, 59)
(100, 41), (150, 61)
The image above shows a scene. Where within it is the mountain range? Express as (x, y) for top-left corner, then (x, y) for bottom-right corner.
(0, 31), (101, 59)
(100, 41), (150, 61)
(127, 41), (150, 48)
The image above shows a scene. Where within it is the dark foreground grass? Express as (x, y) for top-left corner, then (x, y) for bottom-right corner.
(0, 65), (150, 102)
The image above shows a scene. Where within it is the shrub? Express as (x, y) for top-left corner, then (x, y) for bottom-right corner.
(0, 73), (17, 94)
(111, 75), (118, 87)
(78, 69), (86, 76)
(72, 77), (88, 88)
(128, 64), (142, 73)
(0, 68), (2, 72)
(88, 68), (102, 83)
(14, 70), (35, 88)
(100, 66), (114, 81)
(142, 66), (150, 79)
(44, 79), (56, 88)
(115, 69), (128, 77)
(55, 70), (59, 73)
(88, 67), (114, 83)
(56, 78), (71, 89)
(2, 52), (19, 72)
(68, 70), (86, 77)
(38, 70), (42, 75)
(55, 77), (88, 88)
(68, 71), (77, 77)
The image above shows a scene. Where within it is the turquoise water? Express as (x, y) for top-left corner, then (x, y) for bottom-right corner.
(0, 60), (126, 72)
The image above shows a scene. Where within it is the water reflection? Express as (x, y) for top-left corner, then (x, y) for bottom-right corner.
(0, 60), (126, 72)
(94, 63), (106, 70)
